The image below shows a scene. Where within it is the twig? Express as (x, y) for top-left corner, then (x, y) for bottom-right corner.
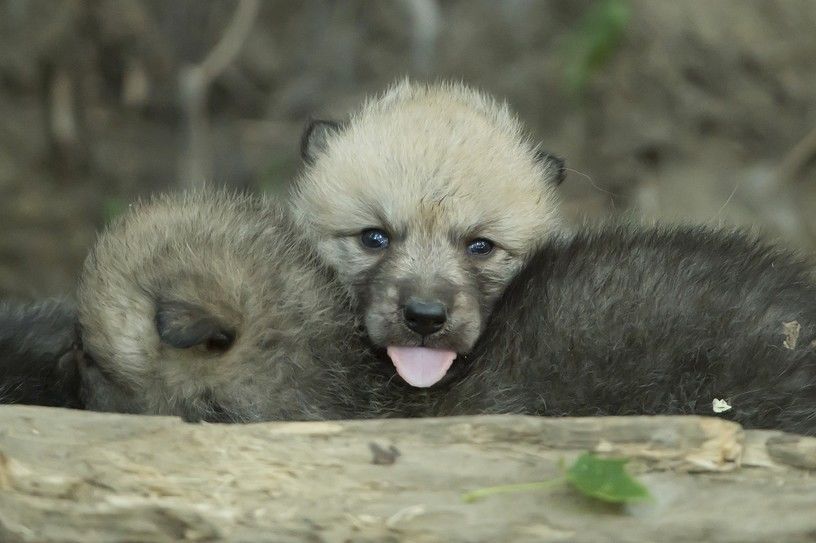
(461, 478), (567, 503)
(50, 68), (77, 148)
(196, 0), (261, 86)
(179, 0), (261, 188)
(776, 124), (816, 187)
(401, 0), (440, 75)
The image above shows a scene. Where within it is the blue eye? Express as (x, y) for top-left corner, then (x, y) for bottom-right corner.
(466, 238), (494, 256)
(360, 229), (390, 250)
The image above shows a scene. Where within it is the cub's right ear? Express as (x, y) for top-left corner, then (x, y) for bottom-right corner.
(534, 150), (566, 186)
(155, 300), (235, 352)
(300, 119), (344, 165)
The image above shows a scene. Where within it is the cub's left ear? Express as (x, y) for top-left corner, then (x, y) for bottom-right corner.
(534, 150), (566, 186)
(300, 119), (345, 165)
(155, 300), (235, 352)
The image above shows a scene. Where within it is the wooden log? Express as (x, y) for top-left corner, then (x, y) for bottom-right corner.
(0, 406), (813, 542)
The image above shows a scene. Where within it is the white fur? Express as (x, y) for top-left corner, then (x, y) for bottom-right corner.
(291, 80), (563, 353)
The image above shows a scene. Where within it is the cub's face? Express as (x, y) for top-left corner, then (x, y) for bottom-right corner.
(292, 92), (564, 387)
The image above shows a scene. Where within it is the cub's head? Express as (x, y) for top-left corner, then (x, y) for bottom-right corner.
(291, 80), (565, 387)
(77, 191), (354, 422)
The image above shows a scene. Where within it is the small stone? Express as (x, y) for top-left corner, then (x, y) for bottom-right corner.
(369, 442), (400, 465)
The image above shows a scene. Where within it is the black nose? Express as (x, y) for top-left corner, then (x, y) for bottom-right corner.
(403, 299), (447, 336)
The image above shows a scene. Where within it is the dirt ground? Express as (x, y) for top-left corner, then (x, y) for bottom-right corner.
(1, 0), (815, 299)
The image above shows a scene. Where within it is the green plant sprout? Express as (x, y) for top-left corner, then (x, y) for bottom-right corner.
(102, 197), (128, 224)
(562, 0), (631, 97)
(462, 452), (651, 504)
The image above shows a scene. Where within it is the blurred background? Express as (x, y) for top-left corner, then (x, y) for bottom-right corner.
(1, 0), (815, 299)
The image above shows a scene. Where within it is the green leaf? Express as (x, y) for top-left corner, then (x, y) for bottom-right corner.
(461, 452), (651, 505)
(565, 452), (651, 503)
(102, 197), (128, 224)
(563, 0), (631, 97)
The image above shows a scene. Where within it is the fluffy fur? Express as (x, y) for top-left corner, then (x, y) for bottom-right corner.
(374, 225), (816, 434)
(0, 299), (82, 407)
(66, 188), (816, 434)
(291, 80), (565, 357)
(77, 190), (368, 422)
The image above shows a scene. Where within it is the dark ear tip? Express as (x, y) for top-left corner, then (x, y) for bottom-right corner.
(534, 150), (566, 185)
(155, 300), (235, 352)
(205, 330), (235, 352)
(300, 119), (344, 165)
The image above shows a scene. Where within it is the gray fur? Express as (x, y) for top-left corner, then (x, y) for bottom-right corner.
(76, 189), (370, 422)
(68, 190), (816, 434)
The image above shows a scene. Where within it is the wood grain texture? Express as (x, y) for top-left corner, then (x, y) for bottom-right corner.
(0, 406), (814, 542)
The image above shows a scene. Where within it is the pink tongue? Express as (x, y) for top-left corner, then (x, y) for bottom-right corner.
(386, 347), (457, 388)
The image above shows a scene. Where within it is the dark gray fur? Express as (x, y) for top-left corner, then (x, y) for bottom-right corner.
(362, 225), (816, 435)
(0, 299), (82, 408)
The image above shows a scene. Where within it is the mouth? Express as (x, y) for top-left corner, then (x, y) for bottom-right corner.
(386, 346), (458, 388)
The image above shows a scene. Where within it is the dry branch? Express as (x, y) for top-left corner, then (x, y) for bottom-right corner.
(776, 124), (816, 187)
(178, 0), (261, 188)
